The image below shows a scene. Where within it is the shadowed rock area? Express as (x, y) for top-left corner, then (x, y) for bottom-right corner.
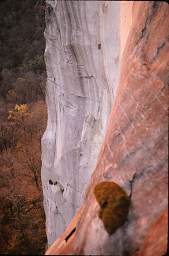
(45, 1), (168, 255)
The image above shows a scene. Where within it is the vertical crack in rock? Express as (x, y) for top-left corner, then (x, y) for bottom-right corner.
(136, 1), (160, 45)
(129, 172), (137, 199)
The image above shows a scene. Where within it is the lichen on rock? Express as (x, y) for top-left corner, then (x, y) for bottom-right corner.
(94, 181), (130, 235)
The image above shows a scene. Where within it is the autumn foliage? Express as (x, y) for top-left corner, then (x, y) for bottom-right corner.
(0, 101), (47, 254)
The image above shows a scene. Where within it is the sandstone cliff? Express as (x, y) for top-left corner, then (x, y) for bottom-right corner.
(42, 0), (123, 245)
(43, 1), (168, 255)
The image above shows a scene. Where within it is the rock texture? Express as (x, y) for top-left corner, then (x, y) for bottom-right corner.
(45, 1), (169, 255)
(41, 0), (122, 245)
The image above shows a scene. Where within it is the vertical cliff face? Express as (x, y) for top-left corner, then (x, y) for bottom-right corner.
(41, 0), (124, 245)
(45, 1), (168, 255)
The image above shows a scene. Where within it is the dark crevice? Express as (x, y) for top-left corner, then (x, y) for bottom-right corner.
(152, 36), (169, 61)
(139, 22), (147, 41)
(100, 200), (108, 209)
(65, 227), (76, 242)
(129, 173), (137, 199)
(98, 43), (101, 50)
(49, 179), (53, 185)
(80, 75), (94, 79)
(128, 156), (167, 198)
(136, 1), (160, 45)
(155, 41), (166, 57)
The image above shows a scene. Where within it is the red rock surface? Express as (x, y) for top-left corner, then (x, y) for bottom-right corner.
(46, 1), (168, 255)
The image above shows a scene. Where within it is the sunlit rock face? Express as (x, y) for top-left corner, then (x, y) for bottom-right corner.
(41, 0), (122, 245)
(46, 1), (168, 255)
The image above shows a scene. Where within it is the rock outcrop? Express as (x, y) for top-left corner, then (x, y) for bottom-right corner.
(41, 0), (124, 245)
(45, 1), (168, 255)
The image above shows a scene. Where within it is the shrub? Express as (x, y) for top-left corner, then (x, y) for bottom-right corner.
(94, 181), (130, 235)
(0, 124), (17, 152)
(22, 54), (45, 73)
(0, 69), (16, 98)
(12, 72), (46, 103)
(7, 104), (29, 135)
(6, 89), (17, 103)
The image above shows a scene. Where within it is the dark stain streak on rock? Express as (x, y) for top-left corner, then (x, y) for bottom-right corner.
(132, 157), (167, 182)
(136, 1), (160, 45)
(80, 75), (94, 79)
(152, 1), (160, 10)
(54, 13), (62, 42)
(153, 41), (166, 60)
(69, 45), (78, 64)
(65, 1), (72, 31)
(139, 22), (147, 42)
(129, 173), (137, 198)
(118, 149), (141, 169)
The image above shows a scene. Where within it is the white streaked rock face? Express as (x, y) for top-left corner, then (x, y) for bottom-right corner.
(41, 0), (121, 245)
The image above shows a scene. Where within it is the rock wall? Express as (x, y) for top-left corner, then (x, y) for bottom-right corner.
(45, 1), (168, 255)
(41, 0), (126, 245)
